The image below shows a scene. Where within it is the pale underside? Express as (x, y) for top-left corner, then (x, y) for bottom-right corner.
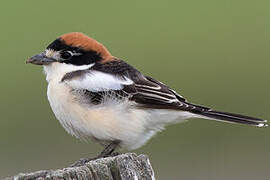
(44, 63), (197, 150)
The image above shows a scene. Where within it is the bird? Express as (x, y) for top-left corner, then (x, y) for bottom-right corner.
(27, 32), (268, 163)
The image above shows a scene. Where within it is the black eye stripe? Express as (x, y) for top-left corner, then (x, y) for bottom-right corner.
(47, 38), (102, 65)
(61, 51), (72, 59)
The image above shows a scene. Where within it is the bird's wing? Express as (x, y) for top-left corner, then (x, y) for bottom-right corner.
(124, 75), (188, 109)
(123, 75), (210, 111)
(62, 60), (206, 111)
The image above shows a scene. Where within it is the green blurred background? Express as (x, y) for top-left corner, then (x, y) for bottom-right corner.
(0, 0), (269, 179)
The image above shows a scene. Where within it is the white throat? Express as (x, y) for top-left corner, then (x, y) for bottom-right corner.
(43, 62), (95, 82)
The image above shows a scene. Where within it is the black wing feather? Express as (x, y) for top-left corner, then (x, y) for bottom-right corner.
(92, 61), (202, 111)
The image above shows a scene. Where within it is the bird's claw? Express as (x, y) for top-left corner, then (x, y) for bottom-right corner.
(70, 157), (97, 167)
(69, 152), (121, 167)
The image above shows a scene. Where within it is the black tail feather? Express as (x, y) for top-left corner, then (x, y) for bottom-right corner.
(182, 102), (268, 127)
(198, 109), (267, 127)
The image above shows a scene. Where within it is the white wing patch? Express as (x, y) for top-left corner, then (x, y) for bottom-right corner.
(135, 84), (161, 90)
(66, 70), (133, 92)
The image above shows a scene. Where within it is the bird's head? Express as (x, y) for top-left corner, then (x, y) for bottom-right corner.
(27, 32), (115, 66)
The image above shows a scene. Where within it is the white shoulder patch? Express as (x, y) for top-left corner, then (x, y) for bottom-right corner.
(66, 70), (133, 92)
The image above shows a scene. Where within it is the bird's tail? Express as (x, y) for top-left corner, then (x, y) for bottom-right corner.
(199, 109), (267, 127)
(185, 103), (268, 127)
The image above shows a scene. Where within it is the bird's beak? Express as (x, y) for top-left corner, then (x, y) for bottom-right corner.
(26, 53), (56, 65)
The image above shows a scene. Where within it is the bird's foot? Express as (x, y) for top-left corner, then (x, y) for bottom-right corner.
(70, 141), (121, 167)
(99, 151), (121, 158)
(110, 151), (121, 157)
(69, 151), (121, 167)
(70, 157), (98, 167)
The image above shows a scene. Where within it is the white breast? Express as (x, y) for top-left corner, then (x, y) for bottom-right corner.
(47, 80), (156, 149)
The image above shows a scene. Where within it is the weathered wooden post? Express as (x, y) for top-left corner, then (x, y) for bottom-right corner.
(4, 153), (155, 180)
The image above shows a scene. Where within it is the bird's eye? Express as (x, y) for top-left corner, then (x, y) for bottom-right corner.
(61, 51), (72, 59)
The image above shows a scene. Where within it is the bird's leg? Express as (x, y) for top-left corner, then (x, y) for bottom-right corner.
(97, 140), (121, 158)
(70, 140), (121, 167)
